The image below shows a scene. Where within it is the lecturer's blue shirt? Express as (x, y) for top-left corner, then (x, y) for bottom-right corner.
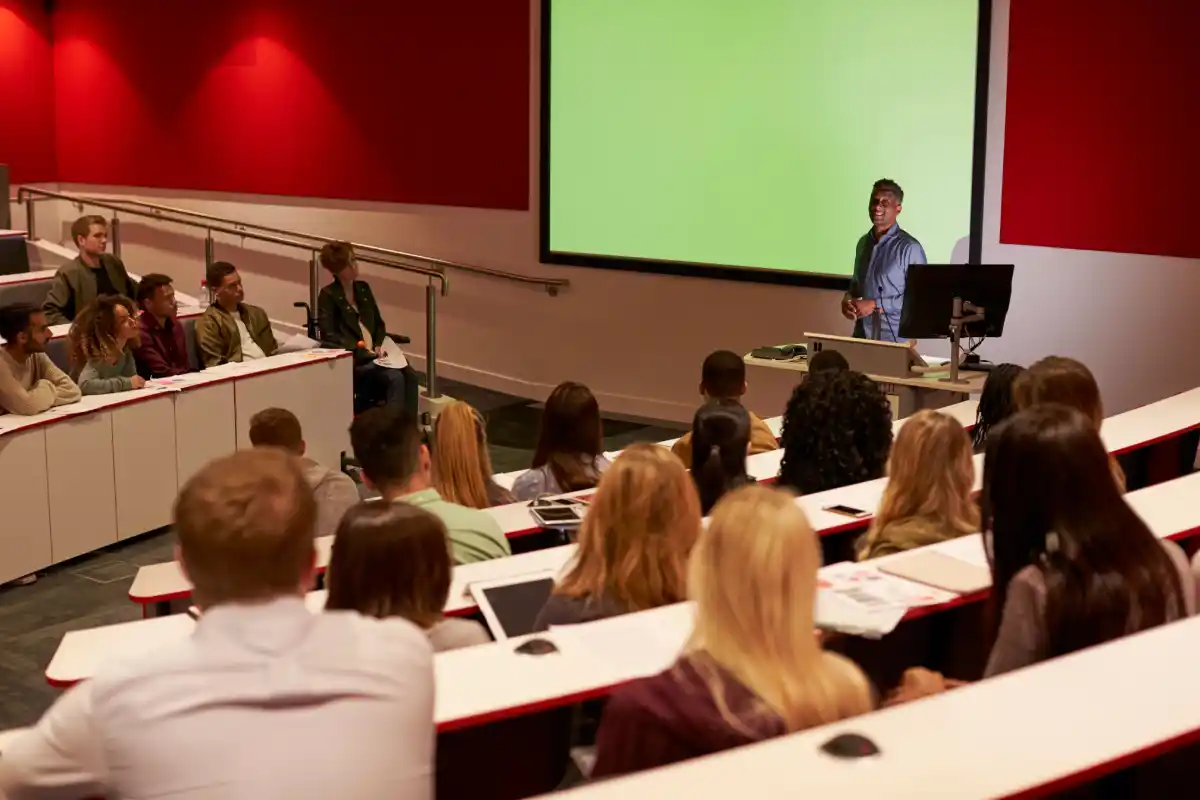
(848, 224), (926, 343)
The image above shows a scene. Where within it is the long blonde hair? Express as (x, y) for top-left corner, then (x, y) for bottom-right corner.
(688, 485), (873, 732)
(553, 443), (700, 611)
(432, 401), (511, 509)
(858, 410), (980, 558)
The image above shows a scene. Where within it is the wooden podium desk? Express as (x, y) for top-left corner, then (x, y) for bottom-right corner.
(744, 350), (985, 418)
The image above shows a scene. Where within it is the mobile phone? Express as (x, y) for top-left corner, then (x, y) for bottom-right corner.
(533, 506), (583, 523)
(823, 504), (870, 519)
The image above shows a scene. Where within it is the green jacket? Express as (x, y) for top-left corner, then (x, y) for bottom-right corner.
(194, 303), (278, 367)
(43, 255), (139, 325)
(317, 279), (387, 366)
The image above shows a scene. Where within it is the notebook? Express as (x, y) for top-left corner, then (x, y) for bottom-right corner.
(877, 550), (993, 595)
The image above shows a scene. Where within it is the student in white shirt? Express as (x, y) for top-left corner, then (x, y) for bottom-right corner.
(194, 261), (278, 367)
(0, 449), (435, 800)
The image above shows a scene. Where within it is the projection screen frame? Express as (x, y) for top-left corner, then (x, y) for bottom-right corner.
(538, 0), (994, 290)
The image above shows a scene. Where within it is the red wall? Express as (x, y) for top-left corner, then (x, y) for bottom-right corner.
(51, 0), (530, 209)
(1001, 1), (1200, 259)
(0, 0), (57, 183)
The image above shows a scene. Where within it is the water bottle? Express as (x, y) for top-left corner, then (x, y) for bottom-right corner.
(197, 279), (209, 309)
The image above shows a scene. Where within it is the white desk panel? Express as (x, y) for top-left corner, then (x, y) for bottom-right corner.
(0, 428), (51, 584)
(45, 411), (118, 563)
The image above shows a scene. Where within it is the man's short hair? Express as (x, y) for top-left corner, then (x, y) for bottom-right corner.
(873, 178), (904, 203)
(249, 407), (304, 453)
(318, 241), (354, 274)
(700, 350), (747, 399)
(0, 303), (39, 342)
(135, 273), (174, 308)
(350, 405), (423, 490)
(206, 261), (238, 291)
(70, 214), (107, 246)
(809, 349), (850, 373)
(173, 449), (317, 604)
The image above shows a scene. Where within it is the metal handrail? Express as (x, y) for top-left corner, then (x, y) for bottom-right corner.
(85, 194), (569, 297)
(16, 185), (455, 398)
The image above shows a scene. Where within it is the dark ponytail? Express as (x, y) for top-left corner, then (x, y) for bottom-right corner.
(690, 400), (752, 514)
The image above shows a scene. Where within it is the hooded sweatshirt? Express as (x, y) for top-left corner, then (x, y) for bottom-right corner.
(302, 458), (361, 540)
(592, 654), (786, 779)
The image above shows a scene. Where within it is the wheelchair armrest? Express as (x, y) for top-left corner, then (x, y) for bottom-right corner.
(386, 331), (411, 345)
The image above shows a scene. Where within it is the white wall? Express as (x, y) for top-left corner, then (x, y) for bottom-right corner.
(11, 0), (1200, 420)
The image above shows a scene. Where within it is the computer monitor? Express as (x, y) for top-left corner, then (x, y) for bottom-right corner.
(898, 264), (1014, 340)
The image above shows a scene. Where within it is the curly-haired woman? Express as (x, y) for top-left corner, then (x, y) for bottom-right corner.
(69, 295), (146, 395)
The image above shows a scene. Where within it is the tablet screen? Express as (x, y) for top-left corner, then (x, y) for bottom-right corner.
(478, 578), (557, 639)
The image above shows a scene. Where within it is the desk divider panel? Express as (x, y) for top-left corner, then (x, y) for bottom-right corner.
(112, 395), (179, 539)
(46, 412), (118, 563)
(0, 429), (52, 584)
(174, 384), (236, 489)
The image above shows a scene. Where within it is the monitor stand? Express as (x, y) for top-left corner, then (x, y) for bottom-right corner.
(941, 297), (986, 385)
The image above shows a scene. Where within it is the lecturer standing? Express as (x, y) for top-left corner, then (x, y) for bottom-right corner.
(840, 179), (926, 342)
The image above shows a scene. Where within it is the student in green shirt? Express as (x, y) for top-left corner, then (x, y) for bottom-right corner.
(349, 405), (510, 564)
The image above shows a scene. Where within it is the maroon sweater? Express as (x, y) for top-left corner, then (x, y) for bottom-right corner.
(592, 655), (785, 779)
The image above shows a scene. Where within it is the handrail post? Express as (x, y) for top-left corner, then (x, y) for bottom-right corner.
(425, 281), (438, 400)
(25, 197), (37, 241)
(308, 252), (320, 337)
(110, 215), (122, 260)
(204, 230), (214, 269)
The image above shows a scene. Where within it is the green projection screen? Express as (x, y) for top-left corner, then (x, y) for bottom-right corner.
(541, 0), (990, 288)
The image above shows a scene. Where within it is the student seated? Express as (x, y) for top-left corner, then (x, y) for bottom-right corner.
(432, 400), (515, 508)
(316, 241), (418, 414)
(42, 214), (138, 325)
(513, 381), (610, 501)
(777, 369), (893, 494)
(807, 348), (850, 373)
(350, 405), (510, 564)
(972, 363), (1024, 453)
(0, 449), (434, 799)
(533, 443), (701, 629)
(856, 409), (979, 560)
(325, 502), (491, 652)
(690, 399), (753, 515)
(0, 303), (81, 415)
(249, 407), (359, 541)
(981, 404), (1194, 677)
(132, 273), (192, 378)
(671, 350), (778, 466)
(70, 296), (146, 395)
(592, 484), (873, 778)
(195, 261), (278, 367)
(1013, 355), (1124, 489)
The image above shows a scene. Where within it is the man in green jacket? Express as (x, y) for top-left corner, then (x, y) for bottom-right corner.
(194, 261), (278, 368)
(42, 215), (139, 325)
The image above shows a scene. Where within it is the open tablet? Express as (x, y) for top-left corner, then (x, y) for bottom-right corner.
(468, 571), (558, 641)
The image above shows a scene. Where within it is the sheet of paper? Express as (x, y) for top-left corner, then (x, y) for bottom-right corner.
(375, 336), (409, 370)
(549, 602), (695, 677)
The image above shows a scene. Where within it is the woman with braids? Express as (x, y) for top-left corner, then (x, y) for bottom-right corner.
(777, 369), (893, 494)
(972, 363), (1025, 453)
(69, 295), (146, 395)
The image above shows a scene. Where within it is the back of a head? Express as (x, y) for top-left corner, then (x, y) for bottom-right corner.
(0, 303), (36, 343)
(700, 350), (746, 399)
(70, 295), (134, 365)
(532, 381), (603, 492)
(864, 410), (979, 555)
(690, 399), (752, 515)
(319, 241), (354, 274)
(556, 443), (701, 611)
(1014, 357), (1103, 428)
(350, 406), (423, 492)
(808, 349), (849, 374)
(249, 407), (304, 455)
(174, 449), (317, 606)
(325, 502), (451, 627)
(778, 369), (893, 494)
(432, 401), (494, 509)
(973, 363), (1025, 451)
(689, 485), (871, 730)
(982, 404), (1180, 656)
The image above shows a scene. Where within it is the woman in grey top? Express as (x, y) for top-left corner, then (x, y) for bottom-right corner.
(513, 381), (610, 500)
(70, 295), (147, 395)
(324, 501), (490, 652)
(980, 404), (1194, 677)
